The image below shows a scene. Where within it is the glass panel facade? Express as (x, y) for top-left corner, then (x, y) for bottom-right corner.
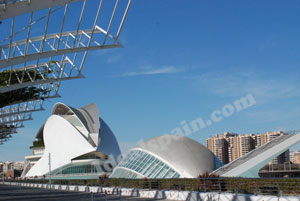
(110, 149), (180, 179)
(54, 164), (104, 175)
(109, 168), (143, 179)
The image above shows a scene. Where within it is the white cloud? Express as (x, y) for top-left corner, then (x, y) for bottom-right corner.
(107, 54), (122, 64)
(114, 66), (182, 77)
(186, 70), (300, 103)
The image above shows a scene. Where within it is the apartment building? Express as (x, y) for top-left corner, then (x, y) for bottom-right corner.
(207, 131), (289, 164)
(0, 161), (24, 178)
(207, 132), (235, 164)
(229, 134), (256, 162)
(256, 131), (289, 164)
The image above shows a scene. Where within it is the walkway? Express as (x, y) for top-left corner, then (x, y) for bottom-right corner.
(0, 184), (171, 201)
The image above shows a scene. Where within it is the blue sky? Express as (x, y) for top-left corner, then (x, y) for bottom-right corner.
(1, 0), (300, 161)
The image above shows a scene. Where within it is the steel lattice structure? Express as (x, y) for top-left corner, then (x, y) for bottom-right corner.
(0, 0), (131, 144)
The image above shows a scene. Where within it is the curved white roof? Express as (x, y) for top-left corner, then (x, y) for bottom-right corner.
(52, 102), (100, 146)
(137, 135), (217, 178)
(52, 102), (75, 116)
(26, 115), (96, 177)
(78, 103), (100, 134)
(24, 102), (121, 178)
(97, 118), (121, 162)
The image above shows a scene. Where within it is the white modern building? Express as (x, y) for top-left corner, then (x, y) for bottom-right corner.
(21, 126), (46, 177)
(111, 132), (300, 179)
(110, 135), (223, 179)
(213, 132), (300, 177)
(22, 102), (121, 179)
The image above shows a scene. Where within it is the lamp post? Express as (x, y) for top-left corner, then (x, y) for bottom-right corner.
(48, 153), (51, 189)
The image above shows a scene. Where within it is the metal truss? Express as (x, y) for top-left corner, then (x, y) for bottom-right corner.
(0, 27), (120, 69)
(0, 100), (44, 125)
(0, 0), (132, 143)
(0, 83), (59, 141)
(0, 57), (84, 92)
(0, 0), (82, 20)
(0, 82), (61, 140)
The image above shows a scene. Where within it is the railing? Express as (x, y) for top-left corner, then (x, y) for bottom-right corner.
(4, 178), (300, 196)
(260, 163), (300, 172)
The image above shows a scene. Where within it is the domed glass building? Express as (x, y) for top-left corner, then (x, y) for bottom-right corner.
(110, 135), (223, 179)
(22, 102), (121, 180)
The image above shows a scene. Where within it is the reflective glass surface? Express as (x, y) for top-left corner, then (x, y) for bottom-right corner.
(111, 149), (180, 178)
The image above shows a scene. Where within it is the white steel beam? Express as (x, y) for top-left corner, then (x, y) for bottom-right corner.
(0, 43), (121, 68)
(0, 0), (83, 20)
(0, 74), (84, 93)
(0, 59), (84, 92)
(0, 29), (103, 49)
(0, 117), (33, 125)
(116, 0), (132, 41)
(0, 108), (44, 118)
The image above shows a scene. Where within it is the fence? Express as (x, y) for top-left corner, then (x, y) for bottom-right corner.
(4, 178), (300, 196)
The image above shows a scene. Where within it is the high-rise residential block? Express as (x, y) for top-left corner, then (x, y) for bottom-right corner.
(207, 131), (289, 165)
